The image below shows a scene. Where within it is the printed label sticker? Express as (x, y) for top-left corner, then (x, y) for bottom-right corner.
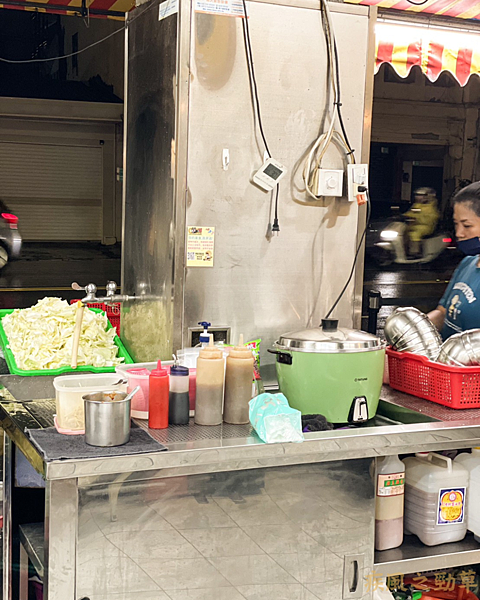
(186, 226), (215, 267)
(437, 487), (466, 525)
(159, 0), (178, 21)
(377, 472), (405, 497)
(194, 0), (245, 17)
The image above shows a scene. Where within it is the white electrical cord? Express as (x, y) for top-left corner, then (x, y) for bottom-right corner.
(302, 0), (355, 200)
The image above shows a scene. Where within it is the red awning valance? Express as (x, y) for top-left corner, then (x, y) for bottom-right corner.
(375, 22), (480, 86)
(346, 0), (480, 21)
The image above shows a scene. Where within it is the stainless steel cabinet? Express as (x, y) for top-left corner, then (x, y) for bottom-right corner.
(75, 460), (375, 599)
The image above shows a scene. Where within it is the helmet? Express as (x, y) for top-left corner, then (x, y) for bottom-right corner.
(415, 187), (437, 198)
(414, 187), (437, 203)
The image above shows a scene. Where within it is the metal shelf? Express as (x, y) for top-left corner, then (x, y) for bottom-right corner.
(374, 533), (480, 577)
(19, 523), (44, 579)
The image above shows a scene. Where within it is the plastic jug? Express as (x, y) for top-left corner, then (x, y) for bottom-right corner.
(375, 455), (404, 551)
(403, 452), (468, 546)
(224, 334), (255, 424)
(195, 335), (224, 425)
(455, 448), (480, 542)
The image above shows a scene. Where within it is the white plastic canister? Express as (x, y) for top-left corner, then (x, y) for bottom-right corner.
(455, 448), (480, 542)
(53, 374), (127, 431)
(403, 452), (468, 546)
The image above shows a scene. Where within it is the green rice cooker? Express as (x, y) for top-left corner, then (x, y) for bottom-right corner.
(271, 319), (385, 424)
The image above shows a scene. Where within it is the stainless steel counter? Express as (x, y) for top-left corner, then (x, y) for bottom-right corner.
(3, 376), (480, 482)
(4, 375), (480, 600)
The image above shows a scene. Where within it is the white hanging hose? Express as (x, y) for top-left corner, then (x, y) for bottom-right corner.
(303, 0), (355, 200)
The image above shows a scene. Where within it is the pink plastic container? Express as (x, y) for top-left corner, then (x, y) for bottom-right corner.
(126, 368), (150, 419)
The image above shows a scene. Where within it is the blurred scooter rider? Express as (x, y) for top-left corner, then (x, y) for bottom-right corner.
(404, 187), (440, 258)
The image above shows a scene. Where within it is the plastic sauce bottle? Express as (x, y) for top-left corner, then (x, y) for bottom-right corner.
(455, 448), (480, 542)
(224, 334), (254, 424)
(375, 455), (404, 551)
(195, 335), (224, 426)
(169, 365), (190, 425)
(148, 361), (169, 429)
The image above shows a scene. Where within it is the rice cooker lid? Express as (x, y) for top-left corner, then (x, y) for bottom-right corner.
(276, 319), (383, 353)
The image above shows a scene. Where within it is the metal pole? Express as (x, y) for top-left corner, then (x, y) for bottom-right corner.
(3, 435), (12, 600)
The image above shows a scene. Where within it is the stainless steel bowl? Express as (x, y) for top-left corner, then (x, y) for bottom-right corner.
(385, 307), (442, 359)
(437, 329), (480, 366)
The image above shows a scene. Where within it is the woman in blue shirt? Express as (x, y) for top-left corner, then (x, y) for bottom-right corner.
(428, 182), (480, 340)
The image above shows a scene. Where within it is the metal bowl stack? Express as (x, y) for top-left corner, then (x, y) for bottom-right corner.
(384, 307), (442, 360)
(437, 329), (480, 366)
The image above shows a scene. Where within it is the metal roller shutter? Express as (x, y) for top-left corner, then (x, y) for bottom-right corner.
(0, 141), (103, 241)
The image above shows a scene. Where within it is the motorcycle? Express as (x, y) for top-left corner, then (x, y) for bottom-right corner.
(366, 218), (452, 266)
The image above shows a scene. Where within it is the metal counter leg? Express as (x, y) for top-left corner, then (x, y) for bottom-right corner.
(44, 479), (78, 600)
(19, 543), (28, 600)
(108, 472), (130, 522)
(3, 435), (12, 600)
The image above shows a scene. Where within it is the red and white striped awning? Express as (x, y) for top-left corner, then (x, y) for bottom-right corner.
(346, 0), (480, 20)
(375, 22), (480, 85)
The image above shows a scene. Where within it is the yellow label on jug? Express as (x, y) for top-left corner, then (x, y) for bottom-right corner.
(377, 472), (405, 497)
(437, 488), (465, 525)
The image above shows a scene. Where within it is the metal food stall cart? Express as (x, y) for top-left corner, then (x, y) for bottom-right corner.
(3, 381), (480, 600)
(3, 0), (480, 598)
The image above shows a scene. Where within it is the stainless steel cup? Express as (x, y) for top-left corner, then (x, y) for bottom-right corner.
(83, 391), (131, 447)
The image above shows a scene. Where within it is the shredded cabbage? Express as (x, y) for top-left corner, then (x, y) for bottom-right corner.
(2, 297), (124, 370)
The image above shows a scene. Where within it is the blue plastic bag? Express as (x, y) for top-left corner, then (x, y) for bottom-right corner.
(249, 393), (304, 444)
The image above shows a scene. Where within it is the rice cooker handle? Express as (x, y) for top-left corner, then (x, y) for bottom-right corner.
(267, 348), (293, 365)
(321, 319), (338, 331)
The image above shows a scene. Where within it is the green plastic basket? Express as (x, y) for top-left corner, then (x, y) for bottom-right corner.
(0, 307), (134, 377)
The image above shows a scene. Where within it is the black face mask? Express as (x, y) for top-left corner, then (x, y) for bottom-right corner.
(457, 237), (480, 256)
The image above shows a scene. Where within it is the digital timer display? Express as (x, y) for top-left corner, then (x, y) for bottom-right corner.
(263, 163), (283, 180)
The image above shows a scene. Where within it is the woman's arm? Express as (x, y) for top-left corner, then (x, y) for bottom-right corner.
(428, 305), (446, 331)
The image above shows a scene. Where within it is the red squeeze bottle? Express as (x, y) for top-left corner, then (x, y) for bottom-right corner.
(148, 361), (169, 429)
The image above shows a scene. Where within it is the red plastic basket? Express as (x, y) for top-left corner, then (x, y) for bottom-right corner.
(387, 347), (480, 409)
(70, 300), (121, 336)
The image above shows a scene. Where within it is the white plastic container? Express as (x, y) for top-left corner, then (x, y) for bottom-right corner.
(375, 455), (404, 551)
(455, 448), (480, 542)
(53, 374), (127, 431)
(403, 452), (468, 546)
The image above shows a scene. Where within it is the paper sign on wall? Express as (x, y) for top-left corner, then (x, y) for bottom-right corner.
(194, 0), (245, 17)
(187, 227), (215, 267)
(159, 0), (178, 21)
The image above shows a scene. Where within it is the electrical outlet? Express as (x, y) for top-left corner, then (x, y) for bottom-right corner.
(347, 164), (368, 202)
(315, 169), (344, 197)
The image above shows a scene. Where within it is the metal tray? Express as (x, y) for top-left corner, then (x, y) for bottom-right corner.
(0, 307), (133, 377)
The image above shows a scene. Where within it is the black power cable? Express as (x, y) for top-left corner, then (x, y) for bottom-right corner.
(319, 1), (355, 161)
(325, 188), (371, 319)
(241, 0), (280, 233)
(332, 41), (355, 160)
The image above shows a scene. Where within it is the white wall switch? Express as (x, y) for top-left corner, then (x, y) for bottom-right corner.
(316, 169), (344, 197)
(347, 163), (369, 202)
